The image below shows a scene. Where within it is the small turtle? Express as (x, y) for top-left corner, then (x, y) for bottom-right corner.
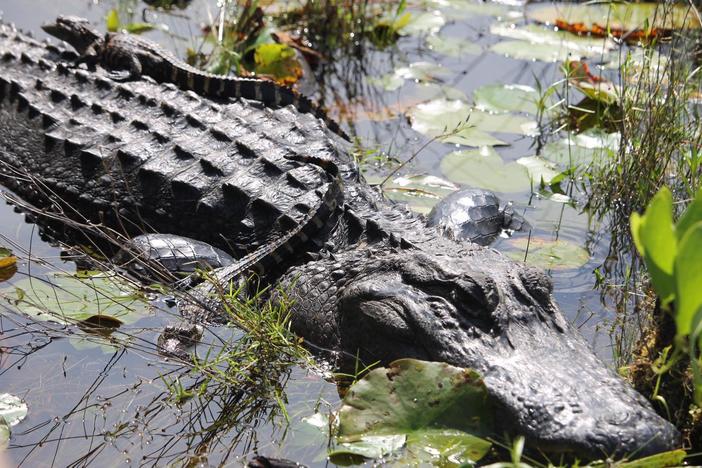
(114, 233), (235, 280)
(157, 323), (203, 359)
(426, 188), (530, 246)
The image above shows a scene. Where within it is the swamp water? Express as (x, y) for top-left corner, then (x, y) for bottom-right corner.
(0, 0), (690, 465)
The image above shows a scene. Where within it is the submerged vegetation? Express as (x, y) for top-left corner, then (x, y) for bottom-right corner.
(2, 0), (702, 465)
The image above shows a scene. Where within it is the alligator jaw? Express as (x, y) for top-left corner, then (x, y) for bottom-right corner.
(283, 247), (680, 459)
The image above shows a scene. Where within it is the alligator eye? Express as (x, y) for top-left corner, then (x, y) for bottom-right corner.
(519, 266), (553, 307)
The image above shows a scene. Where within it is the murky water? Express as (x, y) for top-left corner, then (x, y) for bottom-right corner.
(0, 0), (636, 465)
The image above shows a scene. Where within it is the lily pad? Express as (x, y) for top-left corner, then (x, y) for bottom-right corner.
(2, 271), (152, 326)
(429, 0), (518, 19)
(490, 23), (615, 62)
(590, 449), (687, 468)
(0, 393), (27, 427)
(332, 359), (492, 464)
(399, 11), (446, 36)
(382, 174), (459, 215)
(408, 98), (537, 147)
(373, 61), (449, 91)
(526, 3), (701, 35)
(506, 237), (590, 270)
(426, 35), (481, 57)
(473, 83), (540, 115)
(516, 155), (559, 185)
(440, 146), (533, 193)
(542, 130), (619, 168)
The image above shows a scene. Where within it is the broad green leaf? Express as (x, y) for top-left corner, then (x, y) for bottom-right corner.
(334, 359), (492, 464)
(330, 434), (406, 460)
(515, 156), (558, 185)
(589, 448), (687, 467)
(526, 3), (701, 33)
(0, 254), (16, 283)
(0, 247), (10, 257)
(639, 188), (677, 303)
(398, 11), (445, 36)
(373, 61), (449, 91)
(0, 394), (27, 427)
(106, 9), (120, 32)
(675, 189), (702, 241)
(124, 22), (156, 34)
(440, 147), (532, 193)
(473, 84), (540, 115)
(408, 98), (536, 147)
(489, 23), (614, 63)
(428, 0), (516, 18)
(383, 175), (458, 215)
(1, 271), (152, 326)
(506, 237), (590, 270)
(426, 35), (481, 57)
(541, 131), (619, 168)
(674, 221), (702, 335)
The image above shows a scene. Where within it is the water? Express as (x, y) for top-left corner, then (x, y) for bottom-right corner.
(0, 0), (632, 465)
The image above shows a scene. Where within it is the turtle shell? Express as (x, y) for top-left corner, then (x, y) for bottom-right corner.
(426, 188), (506, 246)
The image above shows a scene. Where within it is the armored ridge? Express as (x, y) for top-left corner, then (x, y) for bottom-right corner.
(42, 16), (350, 141)
(0, 21), (681, 459)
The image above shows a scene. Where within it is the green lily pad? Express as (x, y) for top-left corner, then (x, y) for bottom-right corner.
(383, 174), (459, 215)
(506, 237), (590, 270)
(0, 393), (27, 427)
(332, 359), (492, 464)
(426, 35), (481, 57)
(526, 3), (701, 33)
(253, 43), (303, 85)
(542, 130), (619, 168)
(2, 271), (152, 326)
(399, 11), (446, 36)
(473, 83), (541, 115)
(440, 146), (533, 193)
(489, 23), (614, 63)
(408, 98), (537, 147)
(429, 0), (518, 19)
(373, 61), (449, 91)
(516, 156), (559, 185)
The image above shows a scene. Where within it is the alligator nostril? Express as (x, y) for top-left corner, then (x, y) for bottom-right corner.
(519, 266), (553, 306)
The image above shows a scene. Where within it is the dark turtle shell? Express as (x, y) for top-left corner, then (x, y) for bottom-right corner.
(116, 233), (235, 276)
(426, 188), (530, 245)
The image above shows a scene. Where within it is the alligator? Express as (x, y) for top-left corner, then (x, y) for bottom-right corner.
(0, 19), (681, 459)
(42, 16), (349, 140)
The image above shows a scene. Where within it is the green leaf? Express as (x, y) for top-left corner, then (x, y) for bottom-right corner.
(506, 237), (590, 270)
(639, 188), (677, 303)
(330, 434), (406, 460)
(253, 44), (302, 85)
(526, 3), (701, 33)
(674, 221), (702, 335)
(675, 189), (702, 241)
(515, 156), (559, 186)
(373, 61), (449, 91)
(106, 9), (120, 32)
(1, 271), (152, 326)
(590, 449), (687, 467)
(334, 359), (492, 464)
(382, 175), (458, 215)
(398, 11), (446, 36)
(473, 84), (540, 115)
(407, 98), (537, 147)
(630, 212), (645, 256)
(541, 130), (619, 168)
(0, 393), (28, 428)
(0, 419), (8, 449)
(123, 22), (156, 34)
(426, 35), (481, 57)
(440, 147), (532, 193)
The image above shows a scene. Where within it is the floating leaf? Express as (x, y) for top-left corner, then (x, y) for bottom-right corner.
(506, 237), (590, 270)
(253, 43), (303, 86)
(399, 11), (446, 36)
(383, 174), (458, 214)
(440, 147), (532, 193)
(0, 393), (27, 428)
(473, 83), (540, 115)
(429, 0), (517, 19)
(1, 271), (152, 326)
(332, 359), (492, 464)
(590, 449), (687, 468)
(373, 61), (449, 91)
(516, 156), (559, 185)
(490, 23), (614, 63)
(0, 252), (16, 283)
(426, 35), (481, 57)
(541, 130), (619, 168)
(331, 434), (406, 460)
(408, 98), (537, 147)
(527, 3), (701, 39)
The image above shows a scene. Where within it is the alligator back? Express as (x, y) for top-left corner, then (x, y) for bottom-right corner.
(0, 23), (355, 261)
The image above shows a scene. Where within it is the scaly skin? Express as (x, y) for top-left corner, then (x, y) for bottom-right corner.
(41, 16), (350, 140)
(0, 20), (680, 459)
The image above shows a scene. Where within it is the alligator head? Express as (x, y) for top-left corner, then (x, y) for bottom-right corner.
(41, 15), (102, 56)
(280, 246), (679, 459)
